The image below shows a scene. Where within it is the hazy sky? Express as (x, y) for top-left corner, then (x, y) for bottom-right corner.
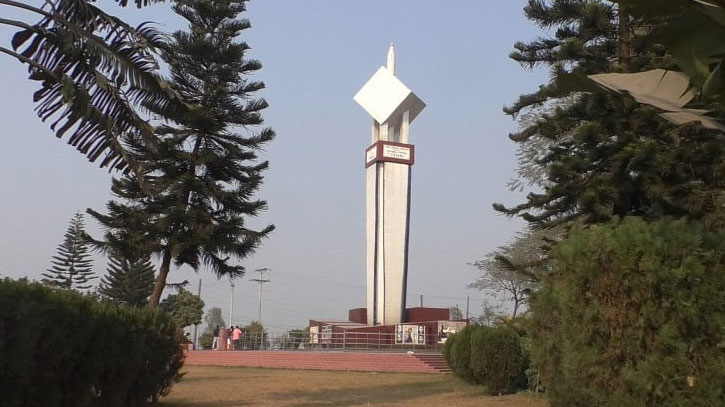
(0, 0), (548, 333)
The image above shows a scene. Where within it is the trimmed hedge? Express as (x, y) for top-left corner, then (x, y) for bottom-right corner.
(530, 218), (725, 406)
(444, 325), (528, 394)
(0, 279), (185, 407)
(471, 326), (527, 394)
(449, 325), (474, 381)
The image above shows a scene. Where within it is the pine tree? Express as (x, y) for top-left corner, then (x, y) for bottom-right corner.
(496, 1), (725, 230)
(42, 213), (96, 290)
(99, 252), (155, 307)
(88, 0), (274, 306)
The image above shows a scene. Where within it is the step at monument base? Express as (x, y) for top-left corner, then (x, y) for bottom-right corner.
(185, 351), (451, 374)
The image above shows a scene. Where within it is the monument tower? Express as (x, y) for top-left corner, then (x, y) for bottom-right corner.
(354, 45), (426, 325)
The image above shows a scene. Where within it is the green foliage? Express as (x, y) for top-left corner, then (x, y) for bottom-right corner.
(473, 300), (505, 326)
(442, 330), (454, 363)
(99, 252), (155, 307)
(530, 218), (725, 406)
(444, 325), (529, 395)
(199, 332), (213, 350)
(243, 321), (266, 350)
(203, 307), (226, 335)
(498, 1), (725, 230)
(470, 228), (555, 318)
(448, 326), (474, 382)
(282, 328), (309, 349)
(449, 306), (464, 320)
(519, 335), (541, 392)
(621, 0), (725, 101)
(160, 288), (204, 329)
(3, 0), (183, 174)
(0, 278), (184, 407)
(470, 326), (528, 395)
(42, 212), (96, 291)
(87, 0), (275, 306)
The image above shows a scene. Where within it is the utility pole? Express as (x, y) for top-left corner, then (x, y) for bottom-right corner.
(420, 294), (423, 307)
(251, 268), (271, 324)
(465, 296), (470, 320)
(228, 277), (235, 327)
(192, 279), (202, 349)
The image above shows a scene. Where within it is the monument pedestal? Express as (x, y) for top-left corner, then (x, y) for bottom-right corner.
(309, 307), (468, 348)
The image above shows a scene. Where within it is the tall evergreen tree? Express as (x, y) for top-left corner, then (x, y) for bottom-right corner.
(42, 213), (96, 290)
(88, 0), (275, 306)
(496, 0), (724, 230)
(99, 252), (155, 307)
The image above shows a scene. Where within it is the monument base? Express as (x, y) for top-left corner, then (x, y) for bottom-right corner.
(308, 307), (469, 348)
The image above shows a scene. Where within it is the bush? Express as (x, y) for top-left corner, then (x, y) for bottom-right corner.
(0, 279), (185, 407)
(444, 325), (528, 394)
(470, 326), (527, 395)
(282, 329), (309, 349)
(442, 330), (455, 365)
(448, 325), (475, 381)
(530, 218), (725, 407)
(243, 321), (266, 349)
(199, 332), (213, 349)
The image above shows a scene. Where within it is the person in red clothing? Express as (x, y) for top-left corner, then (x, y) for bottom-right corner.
(232, 326), (242, 350)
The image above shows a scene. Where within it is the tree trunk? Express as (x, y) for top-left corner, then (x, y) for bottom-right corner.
(148, 250), (172, 307)
(618, 5), (631, 72)
(147, 137), (203, 308)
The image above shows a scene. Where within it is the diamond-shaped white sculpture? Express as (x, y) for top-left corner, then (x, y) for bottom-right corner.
(354, 66), (425, 125)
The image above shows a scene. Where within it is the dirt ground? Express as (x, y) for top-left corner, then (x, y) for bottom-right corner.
(160, 365), (547, 407)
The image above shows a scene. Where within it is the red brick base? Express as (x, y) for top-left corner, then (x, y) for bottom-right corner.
(184, 350), (450, 374)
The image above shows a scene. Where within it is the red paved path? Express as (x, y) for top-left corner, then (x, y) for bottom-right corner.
(184, 350), (450, 374)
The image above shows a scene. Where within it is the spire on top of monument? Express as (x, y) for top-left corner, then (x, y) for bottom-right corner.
(387, 43), (395, 75)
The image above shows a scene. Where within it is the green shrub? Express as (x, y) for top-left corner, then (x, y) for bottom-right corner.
(470, 326), (527, 395)
(282, 329), (309, 349)
(199, 332), (213, 349)
(442, 330), (455, 365)
(0, 278), (185, 407)
(449, 325), (475, 380)
(444, 325), (528, 394)
(530, 218), (725, 407)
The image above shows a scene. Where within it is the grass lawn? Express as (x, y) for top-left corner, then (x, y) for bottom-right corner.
(160, 365), (547, 407)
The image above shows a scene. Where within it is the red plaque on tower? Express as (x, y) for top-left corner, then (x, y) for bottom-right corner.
(365, 141), (415, 168)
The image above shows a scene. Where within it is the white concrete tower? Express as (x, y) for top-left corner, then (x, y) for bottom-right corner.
(353, 45), (426, 325)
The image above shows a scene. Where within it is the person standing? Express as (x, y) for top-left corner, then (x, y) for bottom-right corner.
(212, 325), (220, 350)
(218, 325), (228, 351)
(232, 326), (242, 350)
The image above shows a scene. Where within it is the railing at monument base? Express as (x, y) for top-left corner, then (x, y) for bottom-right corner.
(218, 331), (447, 352)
